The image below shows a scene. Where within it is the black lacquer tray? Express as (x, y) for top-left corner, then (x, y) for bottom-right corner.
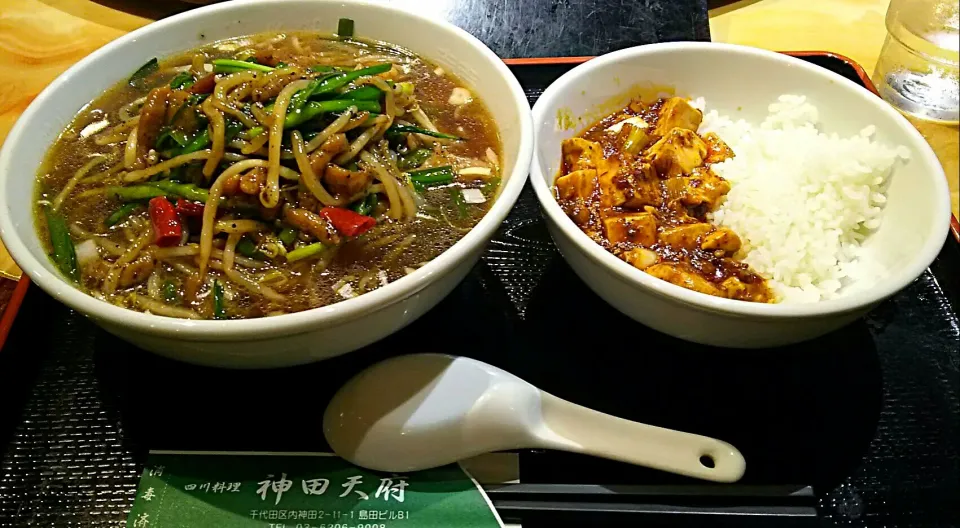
(0, 54), (957, 528)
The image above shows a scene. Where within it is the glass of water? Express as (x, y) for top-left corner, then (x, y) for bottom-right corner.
(873, 0), (959, 124)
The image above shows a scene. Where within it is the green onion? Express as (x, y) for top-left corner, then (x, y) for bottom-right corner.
(213, 280), (226, 319)
(279, 228), (297, 246)
(44, 206), (80, 282)
(448, 187), (467, 219)
(335, 85), (382, 101)
(143, 181), (211, 202)
(337, 17), (355, 38)
(397, 148), (432, 170)
(286, 242), (326, 262)
(169, 71), (195, 90)
(246, 126), (264, 138)
(104, 203), (141, 226)
(352, 193), (378, 216)
(622, 125), (650, 156)
(396, 82), (415, 96)
(386, 124), (461, 140)
(129, 58), (159, 86)
(408, 165), (455, 187)
(162, 280), (177, 303)
(212, 59), (275, 74)
(285, 99), (381, 128)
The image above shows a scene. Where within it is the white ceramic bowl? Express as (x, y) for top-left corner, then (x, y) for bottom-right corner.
(0, 0), (532, 368)
(530, 43), (951, 348)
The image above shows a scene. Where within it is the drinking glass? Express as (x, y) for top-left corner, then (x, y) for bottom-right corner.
(873, 0), (960, 124)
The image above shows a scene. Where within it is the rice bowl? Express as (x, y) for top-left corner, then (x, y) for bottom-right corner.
(530, 42), (951, 348)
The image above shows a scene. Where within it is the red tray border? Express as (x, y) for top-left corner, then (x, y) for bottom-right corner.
(503, 51), (960, 243)
(1, 51), (956, 351)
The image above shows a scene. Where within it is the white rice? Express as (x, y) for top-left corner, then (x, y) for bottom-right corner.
(701, 95), (910, 303)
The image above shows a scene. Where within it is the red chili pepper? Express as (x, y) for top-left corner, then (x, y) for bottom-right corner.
(149, 197), (183, 247)
(175, 198), (205, 218)
(320, 206), (376, 237)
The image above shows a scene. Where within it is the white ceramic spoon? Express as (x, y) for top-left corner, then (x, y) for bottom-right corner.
(323, 354), (745, 482)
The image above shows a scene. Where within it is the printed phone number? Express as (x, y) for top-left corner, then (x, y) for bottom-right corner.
(269, 524), (387, 528)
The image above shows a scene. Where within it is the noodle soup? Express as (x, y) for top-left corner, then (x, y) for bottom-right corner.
(35, 25), (501, 320)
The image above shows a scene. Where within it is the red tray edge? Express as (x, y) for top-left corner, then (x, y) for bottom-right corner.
(0, 276), (30, 352)
(504, 52), (960, 244)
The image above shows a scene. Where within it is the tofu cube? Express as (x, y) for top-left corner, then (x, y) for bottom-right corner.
(653, 97), (703, 137)
(603, 212), (658, 246)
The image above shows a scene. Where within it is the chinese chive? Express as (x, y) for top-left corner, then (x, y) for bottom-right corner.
(162, 280), (177, 303)
(44, 206), (80, 282)
(169, 71), (195, 90)
(212, 59), (275, 74)
(129, 58), (159, 86)
(104, 203), (141, 227)
(408, 165), (455, 187)
(449, 187), (467, 219)
(387, 124), (461, 140)
(213, 280), (226, 319)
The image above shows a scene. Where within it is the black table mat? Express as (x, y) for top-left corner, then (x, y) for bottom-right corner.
(1, 56), (958, 528)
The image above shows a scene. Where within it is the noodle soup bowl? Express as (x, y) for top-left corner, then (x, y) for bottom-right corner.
(0, 0), (533, 367)
(530, 43), (950, 348)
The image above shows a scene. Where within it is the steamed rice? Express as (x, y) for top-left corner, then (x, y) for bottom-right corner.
(701, 95), (910, 303)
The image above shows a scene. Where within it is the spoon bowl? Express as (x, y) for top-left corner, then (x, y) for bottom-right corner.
(324, 354), (746, 482)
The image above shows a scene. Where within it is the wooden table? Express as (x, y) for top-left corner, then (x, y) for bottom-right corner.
(1, 0), (957, 281)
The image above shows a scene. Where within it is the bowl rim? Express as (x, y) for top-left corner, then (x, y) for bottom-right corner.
(0, 0), (533, 340)
(530, 41), (952, 319)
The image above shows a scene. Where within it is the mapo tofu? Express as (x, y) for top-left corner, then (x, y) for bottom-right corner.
(553, 96), (773, 303)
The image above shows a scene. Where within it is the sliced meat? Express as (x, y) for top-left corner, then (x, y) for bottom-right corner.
(622, 247), (659, 270)
(653, 97), (703, 137)
(283, 207), (341, 245)
(603, 212), (657, 246)
(136, 86), (171, 168)
(599, 162), (661, 209)
(645, 127), (708, 179)
(239, 167), (266, 195)
(673, 168), (731, 210)
(658, 223), (713, 250)
(118, 254), (156, 289)
(561, 137), (603, 173)
(165, 89), (192, 123)
(189, 74), (217, 95)
(702, 132), (735, 164)
(309, 133), (348, 175)
(646, 262), (723, 297)
(701, 227), (741, 254)
(324, 165), (372, 198)
(254, 50), (281, 67)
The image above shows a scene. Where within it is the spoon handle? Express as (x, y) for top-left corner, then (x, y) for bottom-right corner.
(535, 392), (746, 482)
